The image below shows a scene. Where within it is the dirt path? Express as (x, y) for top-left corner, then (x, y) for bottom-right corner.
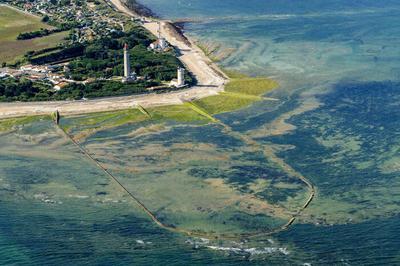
(0, 87), (220, 118)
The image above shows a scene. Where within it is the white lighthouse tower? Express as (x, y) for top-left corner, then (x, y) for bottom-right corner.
(122, 43), (136, 83)
(177, 67), (185, 87)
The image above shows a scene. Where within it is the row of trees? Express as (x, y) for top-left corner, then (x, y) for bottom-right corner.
(29, 44), (85, 65)
(17, 28), (63, 40)
(0, 77), (158, 102)
(0, 78), (51, 102)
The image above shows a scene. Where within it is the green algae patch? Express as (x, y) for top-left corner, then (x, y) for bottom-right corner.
(148, 104), (210, 123)
(194, 75), (278, 115)
(194, 94), (255, 115)
(225, 78), (278, 96)
(61, 109), (148, 141)
(184, 102), (218, 122)
(0, 115), (49, 132)
(222, 69), (249, 79)
(62, 109), (147, 132)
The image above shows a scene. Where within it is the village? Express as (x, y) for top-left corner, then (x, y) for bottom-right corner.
(7, 0), (130, 43)
(0, 37), (186, 93)
(0, 0), (189, 101)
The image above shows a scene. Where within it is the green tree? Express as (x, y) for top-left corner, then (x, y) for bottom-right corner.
(42, 15), (50, 22)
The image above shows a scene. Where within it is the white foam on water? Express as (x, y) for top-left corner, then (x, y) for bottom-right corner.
(205, 245), (290, 256)
(136, 240), (145, 245)
(67, 194), (90, 199)
(186, 237), (290, 256)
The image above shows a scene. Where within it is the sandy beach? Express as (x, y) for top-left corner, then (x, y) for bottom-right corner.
(0, 1), (228, 118)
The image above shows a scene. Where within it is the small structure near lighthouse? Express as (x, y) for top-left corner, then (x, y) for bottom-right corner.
(122, 43), (137, 83)
(148, 22), (169, 52)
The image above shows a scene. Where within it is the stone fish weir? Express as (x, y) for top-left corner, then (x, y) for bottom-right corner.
(52, 108), (316, 240)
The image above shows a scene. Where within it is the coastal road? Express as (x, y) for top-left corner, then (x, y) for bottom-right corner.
(0, 86), (220, 118)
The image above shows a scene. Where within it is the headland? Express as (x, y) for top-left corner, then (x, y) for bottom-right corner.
(0, 0), (229, 118)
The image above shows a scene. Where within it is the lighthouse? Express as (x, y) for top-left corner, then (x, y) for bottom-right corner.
(169, 67), (187, 88)
(122, 43), (136, 83)
(124, 43), (130, 78)
(177, 67), (185, 87)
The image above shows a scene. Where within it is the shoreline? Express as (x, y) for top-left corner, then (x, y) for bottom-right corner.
(0, 1), (228, 119)
(112, 0), (230, 81)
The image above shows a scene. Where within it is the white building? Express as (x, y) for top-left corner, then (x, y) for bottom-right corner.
(149, 38), (168, 51)
(149, 22), (169, 51)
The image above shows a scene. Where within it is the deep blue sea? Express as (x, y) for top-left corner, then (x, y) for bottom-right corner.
(1, 0), (399, 264)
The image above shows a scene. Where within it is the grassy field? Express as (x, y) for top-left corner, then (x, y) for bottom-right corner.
(194, 74), (278, 115)
(193, 94), (256, 115)
(0, 5), (67, 63)
(225, 77), (278, 96)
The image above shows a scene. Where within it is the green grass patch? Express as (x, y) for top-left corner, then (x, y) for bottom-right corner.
(194, 74), (278, 115)
(184, 102), (218, 122)
(0, 115), (49, 132)
(148, 104), (209, 123)
(0, 5), (67, 63)
(194, 94), (256, 115)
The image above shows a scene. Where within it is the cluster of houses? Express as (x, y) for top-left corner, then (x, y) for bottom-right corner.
(1, 37), (185, 91)
(3, 1), (187, 91)
(10, 0), (126, 43)
(0, 63), (75, 91)
(148, 22), (170, 52)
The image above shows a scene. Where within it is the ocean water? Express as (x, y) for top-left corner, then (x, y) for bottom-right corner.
(136, 0), (400, 264)
(1, 0), (400, 264)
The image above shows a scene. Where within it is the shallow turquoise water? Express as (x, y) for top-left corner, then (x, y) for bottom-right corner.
(142, 0), (400, 263)
(1, 0), (400, 264)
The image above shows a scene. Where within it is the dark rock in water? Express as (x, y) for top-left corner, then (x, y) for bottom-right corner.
(125, 0), (155, 17)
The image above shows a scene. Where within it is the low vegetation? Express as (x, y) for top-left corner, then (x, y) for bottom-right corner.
(194, 73), (278, 115)
(61, 108), (148, 141)
(225, 77), (278, 96)
(194, 94), (256, 115)
(61, 104), (209, 141)
(0, 115), (49, 132)
(0, 5), (67, 64)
